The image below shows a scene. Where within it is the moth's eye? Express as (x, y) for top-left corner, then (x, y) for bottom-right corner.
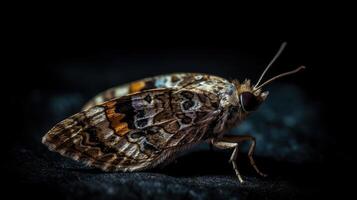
(239, 92), (261, 112)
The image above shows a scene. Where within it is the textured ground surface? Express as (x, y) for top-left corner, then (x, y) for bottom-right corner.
(9, 145), (307, 200)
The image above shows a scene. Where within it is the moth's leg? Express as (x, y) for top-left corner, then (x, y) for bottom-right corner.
(211, 139), (244, 183)
(235, 135), (267, 177)
(212, 135), (267, 181)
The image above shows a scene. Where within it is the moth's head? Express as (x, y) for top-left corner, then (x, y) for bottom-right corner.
(233, 79), (268, 113)
(233, 42), (305, 113)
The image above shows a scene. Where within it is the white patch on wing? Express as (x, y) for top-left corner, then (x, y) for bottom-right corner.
(115, 86), (129, 97)
(131, 98), (155, 110)
(94, 96), (104, 104)
(125, 145), (139, 158)
(124, 143), (137, 155)
(195, 75), (203, 80)
(85, 106), (105, 117)
(118, 142), (130, 152)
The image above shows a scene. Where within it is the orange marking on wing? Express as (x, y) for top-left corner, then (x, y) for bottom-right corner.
(104, 102), (131, 136)
(114, 122), (130, 136)
(106, 108), (125, 120)
(130, 81), (146, 93)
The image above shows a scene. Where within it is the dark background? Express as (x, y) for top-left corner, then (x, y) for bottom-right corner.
(2, 8), (352, 200)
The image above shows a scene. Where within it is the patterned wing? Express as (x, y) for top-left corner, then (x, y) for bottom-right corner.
(82, 73), (210, 110)
(42, 88), (221, 172)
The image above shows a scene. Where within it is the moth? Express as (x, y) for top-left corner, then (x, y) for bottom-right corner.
(42, 42), (304, 183)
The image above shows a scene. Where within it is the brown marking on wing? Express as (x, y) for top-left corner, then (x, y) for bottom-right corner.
(171, 75), (180, 82)
(163, 121), (180, 134)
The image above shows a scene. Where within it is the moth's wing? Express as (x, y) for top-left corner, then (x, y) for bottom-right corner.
(82, 73), (209, 110)
(43, 88), (221, 171)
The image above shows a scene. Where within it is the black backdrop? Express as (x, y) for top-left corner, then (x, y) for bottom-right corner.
(2, 9), (352, 200)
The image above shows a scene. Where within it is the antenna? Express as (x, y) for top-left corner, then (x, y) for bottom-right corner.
(253, 66), (305, 90)
(254, 42), (287, 89)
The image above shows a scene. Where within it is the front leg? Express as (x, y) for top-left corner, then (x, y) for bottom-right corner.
(211, 139), (244, 182)
(211, 135), (267, 183)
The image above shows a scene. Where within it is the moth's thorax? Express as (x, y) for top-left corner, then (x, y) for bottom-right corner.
(211, 78), (269, 135)
(192, 75), (239, 105)
(183, 75), (241, 135)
